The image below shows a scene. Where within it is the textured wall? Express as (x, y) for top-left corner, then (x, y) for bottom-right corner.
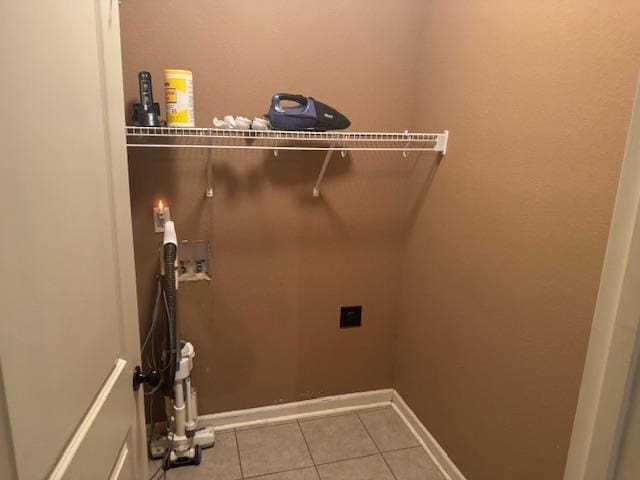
(122, 2), (640, 477)
(120, 0), (423, 413)
(395, 2), (640, 480)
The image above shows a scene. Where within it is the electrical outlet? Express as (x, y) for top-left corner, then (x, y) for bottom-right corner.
(153, 205), (171, 232)
(340, 306), (362, 328)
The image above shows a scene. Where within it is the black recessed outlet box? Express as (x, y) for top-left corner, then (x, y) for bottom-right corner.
(340, 305), (362, 328)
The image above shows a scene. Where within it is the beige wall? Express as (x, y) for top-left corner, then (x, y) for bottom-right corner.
(121, 1), (640, 478)
(396, 2), (640, 480)
(120, 0), (423, 413)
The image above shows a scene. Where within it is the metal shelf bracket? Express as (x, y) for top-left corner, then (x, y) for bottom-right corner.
(313, 143), (336, 197)
(435, 130), (449, 155)
(402, 129), (410, 158)
(205, 153), (214, 197)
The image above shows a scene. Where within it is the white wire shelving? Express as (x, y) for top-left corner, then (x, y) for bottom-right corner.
(125, 126), (449, 196)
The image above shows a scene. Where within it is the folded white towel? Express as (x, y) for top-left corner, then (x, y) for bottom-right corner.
(213, 117), (231, 129)
(213, 115), (273, 130)
(251, 117), (271, 130)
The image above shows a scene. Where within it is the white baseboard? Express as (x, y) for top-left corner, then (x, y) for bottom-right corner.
(391, 390), (467, 480)
(197, 388), (466, 480)
(199, 389), (394, 431)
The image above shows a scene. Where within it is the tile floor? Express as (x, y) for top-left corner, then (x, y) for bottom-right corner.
(149, 407), (444, 480)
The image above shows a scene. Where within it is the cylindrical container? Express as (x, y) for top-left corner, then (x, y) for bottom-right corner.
(164, 69), (194, 127)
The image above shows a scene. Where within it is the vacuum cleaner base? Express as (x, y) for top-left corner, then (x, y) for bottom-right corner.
(150, 426), (215, 470)
(163, 445), (202, 470)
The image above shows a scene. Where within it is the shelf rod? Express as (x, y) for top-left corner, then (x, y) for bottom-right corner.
(313, 144), (336, 197)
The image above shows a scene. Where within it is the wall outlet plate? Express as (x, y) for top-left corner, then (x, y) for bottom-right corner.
(153, 206), (171, 233)
(340, 306), (362, 328)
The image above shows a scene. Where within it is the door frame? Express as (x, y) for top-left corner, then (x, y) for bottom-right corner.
(564, 76), (640, 480)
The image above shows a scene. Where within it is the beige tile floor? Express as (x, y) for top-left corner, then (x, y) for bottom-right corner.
(149, 407), (444, 480)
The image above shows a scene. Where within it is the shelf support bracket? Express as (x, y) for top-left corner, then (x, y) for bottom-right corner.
(435, 130), (449, 156)
(402, 129), (410, 158)
(205, 150), (214, 197)
(313, 143), (336, 197)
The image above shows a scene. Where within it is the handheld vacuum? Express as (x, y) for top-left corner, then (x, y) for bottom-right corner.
(267, 93), (350, 131)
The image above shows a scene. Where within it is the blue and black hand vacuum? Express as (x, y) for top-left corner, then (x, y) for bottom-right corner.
(267, 93), (351, 131)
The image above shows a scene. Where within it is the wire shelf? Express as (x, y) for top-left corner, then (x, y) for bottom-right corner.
(125, 126), (449, 196)
(125, 126), (448, 154)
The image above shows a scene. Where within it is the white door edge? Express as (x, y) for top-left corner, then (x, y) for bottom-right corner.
(108, 442), (129, 480)
(564, 75), (640, 480)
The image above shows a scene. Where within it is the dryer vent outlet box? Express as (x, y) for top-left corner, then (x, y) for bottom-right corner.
(340, 306), (362, 328)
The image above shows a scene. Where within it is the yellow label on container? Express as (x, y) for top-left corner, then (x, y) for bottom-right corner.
(166, 77), (187, 93)
(170, 111), (190, 123)
(164, 71), (194, 127)
(165, 87), (177, 104)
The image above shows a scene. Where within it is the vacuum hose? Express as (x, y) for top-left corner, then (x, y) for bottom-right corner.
(163, 243), (177, 322)
(162, 222), (179, 396)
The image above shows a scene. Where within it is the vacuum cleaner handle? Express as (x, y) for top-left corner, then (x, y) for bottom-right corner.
(133, 71), (161, 126)
(274, 93), (308, 108)
(138, 71), (155, 106)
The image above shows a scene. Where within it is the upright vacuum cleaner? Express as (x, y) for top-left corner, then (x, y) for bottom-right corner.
(136, 220), (215, 470)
